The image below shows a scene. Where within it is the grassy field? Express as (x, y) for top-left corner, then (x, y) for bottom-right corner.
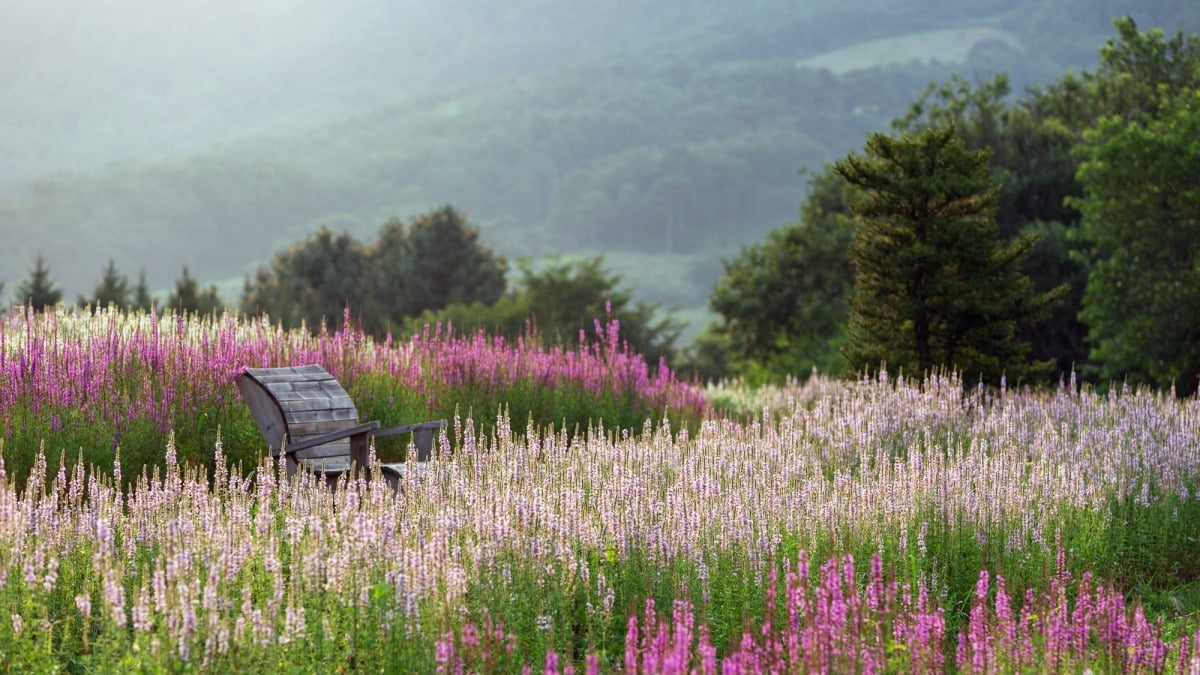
(796, 26), (1025, 75)
(0, 308), (1197, 671)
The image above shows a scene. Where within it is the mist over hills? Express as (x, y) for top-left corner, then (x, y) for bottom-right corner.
(1, 0), (1196, 322)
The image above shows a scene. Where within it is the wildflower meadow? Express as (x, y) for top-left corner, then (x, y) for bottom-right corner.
(0, 306), (1198, 672)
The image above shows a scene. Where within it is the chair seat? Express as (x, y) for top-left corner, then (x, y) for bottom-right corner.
(296, 457), (431, 490)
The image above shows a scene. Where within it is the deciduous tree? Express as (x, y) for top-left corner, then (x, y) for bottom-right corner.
(241, 228), (370, 329)
(708, 167), (856, 380)
(1074, 87), (1200, 394)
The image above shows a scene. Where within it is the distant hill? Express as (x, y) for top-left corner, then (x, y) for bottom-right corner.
(1, 0), (1196, 319)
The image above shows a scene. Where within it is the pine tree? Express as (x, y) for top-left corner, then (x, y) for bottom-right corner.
(167, 266), (223, 316)
(80, 259), (131, 309)
(14, 254), (62, 311)
(834, 125), (1060, 384)
(132, 269), (154, 311)
(371, 206), (507, 327)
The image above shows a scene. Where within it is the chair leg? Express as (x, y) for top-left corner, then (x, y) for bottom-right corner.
(350, 433), (370, 481)
(414, 429), (434, 462)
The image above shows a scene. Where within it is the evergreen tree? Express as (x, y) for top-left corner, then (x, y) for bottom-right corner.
(892, 74), (1087, 377)
(371, 206), (506, 328)
(132, 269), (154, 311)
(241, 227), (370, 330)
(14, 254), (62, 311)
(834, 126), (1060, 384)
(167, 266), (223, 316)
(79, 259), (131, 309)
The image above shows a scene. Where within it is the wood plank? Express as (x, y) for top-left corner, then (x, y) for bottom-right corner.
(287, 381), (335, 392)
(278, 396), (357, 413)
(289, 420), (361, 437)
(298, 455), (351, 472)
(254, 376), (338, 390)
(269, 388), (343, 402)
(250, 370), (337, 384)
(293, 442), (350, 460)
(284, 409), (358, 425)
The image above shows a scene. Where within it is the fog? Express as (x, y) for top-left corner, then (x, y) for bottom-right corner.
(3, 1), (452, 178)
(0, 0), (738, 181)
(1, 0), (1194, 310)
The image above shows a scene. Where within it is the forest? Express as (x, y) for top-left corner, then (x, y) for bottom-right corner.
(1, 1), (1198, 389)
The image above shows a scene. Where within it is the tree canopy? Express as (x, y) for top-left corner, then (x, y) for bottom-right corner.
(834, 125), (1059, 383)
(1074, 86), (1200, 394)
(242, 206), (506, 334)
(702, 17), (1200, 390)
(415, 256), (682, 368)
(707, 168), (855, 380)
(242, 227), (371, 330)
(372, 206), (507, 330)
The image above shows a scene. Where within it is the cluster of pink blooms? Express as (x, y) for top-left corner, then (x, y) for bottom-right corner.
(437, 552), (1200, 674)
(0, 305), (706, 438)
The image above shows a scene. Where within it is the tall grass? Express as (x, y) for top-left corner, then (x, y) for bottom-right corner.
(0, 310), (1197, 670)
(0, 305), (707, 486)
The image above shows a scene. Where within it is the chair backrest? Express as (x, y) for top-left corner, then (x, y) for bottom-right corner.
(236, 364), (359, 463)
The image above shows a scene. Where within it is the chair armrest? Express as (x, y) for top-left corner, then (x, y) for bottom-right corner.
(372, 420), (447, 437)
(284, 421), (380, 456)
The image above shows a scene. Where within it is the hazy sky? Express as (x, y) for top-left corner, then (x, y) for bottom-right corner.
(0, 1), (472, 179)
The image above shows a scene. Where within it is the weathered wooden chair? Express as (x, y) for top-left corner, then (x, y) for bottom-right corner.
(236, 364), (446, 488)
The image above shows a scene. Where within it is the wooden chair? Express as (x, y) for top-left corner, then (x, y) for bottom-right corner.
(236, 364), (446, 488)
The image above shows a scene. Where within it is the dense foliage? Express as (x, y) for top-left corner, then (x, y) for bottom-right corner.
(709, 18), (1200, 389)
(241, 206), (507, 334)
(1072, 31), (1200, 395)
(417, 256), (684, 369)
(706, 169), (855, 381)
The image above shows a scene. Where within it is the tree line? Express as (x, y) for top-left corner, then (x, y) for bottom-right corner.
(4, 205), (681, 366)
(6, 255), (220, 316)
(6, 18), (1196, 394)
(702, 18), (1200, 394)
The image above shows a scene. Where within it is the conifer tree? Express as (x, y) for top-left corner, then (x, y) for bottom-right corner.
(132, 269), (154, 311)
(834, 126), (1060, 383)
(167, 266), (223, 316)
(371, 206), (507, 327)
(14, 254), (62, 311)
(80, 259), (131, 309)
